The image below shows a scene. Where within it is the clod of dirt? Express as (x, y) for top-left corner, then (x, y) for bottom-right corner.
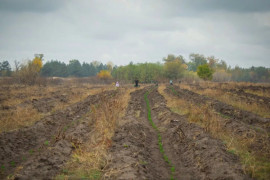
(31, 98), (56, 113)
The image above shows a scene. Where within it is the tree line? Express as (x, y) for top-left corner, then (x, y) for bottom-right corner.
(1, 53), (269, 83)
(41, 59), (110, 77)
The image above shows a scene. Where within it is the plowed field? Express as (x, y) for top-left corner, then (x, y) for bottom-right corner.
(1, 83), (269, 179)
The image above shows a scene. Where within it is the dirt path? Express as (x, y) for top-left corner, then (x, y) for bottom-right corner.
(0, 90), (117, 179)
(106, 86), (250, 179)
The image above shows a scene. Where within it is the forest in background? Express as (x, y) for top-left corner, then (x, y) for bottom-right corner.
(0, 53), (269, 83)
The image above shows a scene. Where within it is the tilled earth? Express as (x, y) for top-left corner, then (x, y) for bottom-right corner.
(106, 86), (250, 179)
(0, 85), (257, 179)
(166, 86), (270, 162)
(0, 90), (117, 179)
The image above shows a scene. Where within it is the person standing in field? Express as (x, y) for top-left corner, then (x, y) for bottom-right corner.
(170, 80), (173, 85)
(135, 79), (139, 87)
(116, 81), (120, 87)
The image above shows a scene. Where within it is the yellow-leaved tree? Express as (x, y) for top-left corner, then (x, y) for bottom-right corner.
(32, 54), (43, 72)
(97, 70), (112, 80)
(19, 54), (44, 85)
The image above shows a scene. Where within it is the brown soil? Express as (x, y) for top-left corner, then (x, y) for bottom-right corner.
(166, 86), (270, 158)
(106, 86), (250, 179)
(0, 90), (117, 179)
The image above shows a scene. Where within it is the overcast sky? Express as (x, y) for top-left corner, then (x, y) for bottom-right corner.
(0, 0), (270, 68)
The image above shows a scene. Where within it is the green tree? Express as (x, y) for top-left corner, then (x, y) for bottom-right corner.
(197, 64), (214, 80)
(41, 60), (68, 77)
(0, 61), (11, 76)
(163, 54), (185, 63)
(67, 59), (82, 77)
(188, 53), (207, 71)
(163, 54), (186, 80)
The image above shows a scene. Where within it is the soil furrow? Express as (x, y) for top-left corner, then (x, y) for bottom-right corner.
(0, 90), (117, 179)
(149, 87), (251, 180)
(106, 87), (171, 179)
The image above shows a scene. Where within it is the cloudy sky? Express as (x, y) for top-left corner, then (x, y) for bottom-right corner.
(0, 0), (270, 68)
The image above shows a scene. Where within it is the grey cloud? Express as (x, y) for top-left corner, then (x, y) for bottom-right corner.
(157, 0), (270, 18)
(0, 0), (269, 68)
(185, 0), (270, 13)
(0, 0), (66, 13)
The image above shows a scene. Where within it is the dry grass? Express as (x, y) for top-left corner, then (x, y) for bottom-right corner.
(159, 85), (221, 134)
(0, 107), (42, 133)
(159, 84), (270, 179)
(245, 89), (270, 98)
(0, 84), (113, 134)
(181, 85), (270, 118)
(55, 86), (137, 179)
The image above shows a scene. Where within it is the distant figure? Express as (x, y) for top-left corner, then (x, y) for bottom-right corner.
(135, 79), (139, 87)
(179, 80), (181, 84)
(170, 80), (173, 85)
(116, 81), (120, 87)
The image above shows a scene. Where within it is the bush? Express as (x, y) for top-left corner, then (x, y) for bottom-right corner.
(19, 61), (41, 85)
(197, 64), (214, 81)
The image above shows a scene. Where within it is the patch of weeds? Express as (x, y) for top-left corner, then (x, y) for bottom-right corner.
(169, 86), (177, 95)
(218, 112), (231, 119)
(89, 169), (101, 179)
(44, 140), (49, 146)
(123, 144), (129, 148)
(63, 126), (68, 132)
(62, 169), (69, 174)
(1, 165), (5, 172)
(228, 149), (236, 155)
(10, 161), (15, 167)
(29, 149), (34, 155)
(139, 160), (148, 165)
(250, 126), (264, 133)
(7, 174), (14, 179)
(55, 174), (66, 180)
(21, 156), (26, 161)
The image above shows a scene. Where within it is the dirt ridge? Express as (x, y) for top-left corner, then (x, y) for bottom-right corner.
(0, 90), (117, 179)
